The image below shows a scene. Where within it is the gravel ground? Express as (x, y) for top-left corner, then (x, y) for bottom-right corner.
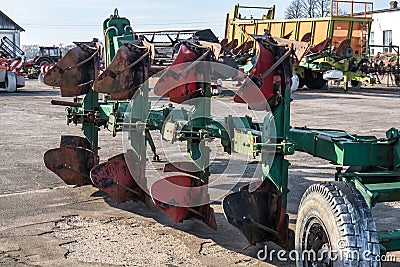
(0, 80), (399, 266)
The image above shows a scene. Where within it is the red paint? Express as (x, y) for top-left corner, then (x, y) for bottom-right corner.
(234, 41), (275, 110)
(90, 153), (147, 204)
(153, 44), (200, 103)
(151, 175), (207, 224)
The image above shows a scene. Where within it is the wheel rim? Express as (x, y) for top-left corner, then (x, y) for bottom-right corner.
(302, 217), (332, 267)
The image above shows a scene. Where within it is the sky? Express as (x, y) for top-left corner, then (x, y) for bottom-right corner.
(1, 0), (391, 46)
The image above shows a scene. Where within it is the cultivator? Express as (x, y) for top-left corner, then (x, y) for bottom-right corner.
(44, 8), (400, 265)
(225, 1), (378, 91)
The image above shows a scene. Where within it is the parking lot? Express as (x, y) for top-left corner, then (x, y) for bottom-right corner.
(0, 80), (399, 266)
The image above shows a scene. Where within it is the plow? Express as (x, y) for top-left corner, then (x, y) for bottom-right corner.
(43, 8), (400, 266)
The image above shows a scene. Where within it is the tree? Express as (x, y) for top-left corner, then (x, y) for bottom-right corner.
(284, 1), (305, 19)
(285, 0), (330, 19)
(59, 44), (75, 57)
(314, 0), (330, 17)
(21, 45), (39, 60)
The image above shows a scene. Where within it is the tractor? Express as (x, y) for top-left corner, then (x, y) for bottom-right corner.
(26, 46), (62, 79)
(43, 7), (400, 266)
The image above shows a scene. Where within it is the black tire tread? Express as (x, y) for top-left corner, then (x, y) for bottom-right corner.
(298, 182), (380, 266)
(304, 70), (327, 89)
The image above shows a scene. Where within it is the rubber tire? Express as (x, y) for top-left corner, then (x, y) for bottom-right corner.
(351, 80), (362, 90)
(35, 57), (54, 66)
(298, 77), (306, 89)
(5, 72), (17, 93)
(296, 182), (380, 267)
(305, 71), (327, 89)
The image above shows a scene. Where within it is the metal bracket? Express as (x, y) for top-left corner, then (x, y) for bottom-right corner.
(233, 129), (257, 158)
(162, 121), (178, 143)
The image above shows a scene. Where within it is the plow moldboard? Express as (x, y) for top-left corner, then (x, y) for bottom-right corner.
(90, 153), (149, 205)
(94, 45), (148, 99)
(151, 175), (217, 229)
(223, 189), (279, 245)
(44, 45), (96, 97)
(44, 147), (95, 186)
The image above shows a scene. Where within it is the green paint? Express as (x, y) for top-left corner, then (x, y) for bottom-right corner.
(378, 230), (400, 252)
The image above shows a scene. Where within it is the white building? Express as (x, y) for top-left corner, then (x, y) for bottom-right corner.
(370, 1), (400, 54)
(0, 10), (24, 52)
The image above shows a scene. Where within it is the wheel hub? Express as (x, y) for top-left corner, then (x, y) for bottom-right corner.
(303, 218), (332, 267)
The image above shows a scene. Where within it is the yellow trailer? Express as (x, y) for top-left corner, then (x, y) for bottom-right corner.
(225, 0), (375, 90)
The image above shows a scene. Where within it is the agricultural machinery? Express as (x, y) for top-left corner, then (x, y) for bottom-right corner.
(0, 36), (25, 92)
(44, 7), (400, 266)
(25, 46), (63, 79)
(367, 44), (400, 87)
(225, 1), (377, 91)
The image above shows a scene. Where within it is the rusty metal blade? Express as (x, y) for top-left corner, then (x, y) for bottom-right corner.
(93, 45), (149, 97)
(60, 135), (91, 150)
(220, 38), (228, 47)
(301, 32), (312, 42)
(273, 37), (309, 61)
(335, 38), (351, 58)
(151, 175), (216, 230)
(309, 38), (331, 55)
(222, 188), (280, 245)
(90, 153), (149, 205)
(44, 44), (97, 97)
(226, 39), (238, 51)
(44, 147), (94, 186)
(233, 40), (253, 56)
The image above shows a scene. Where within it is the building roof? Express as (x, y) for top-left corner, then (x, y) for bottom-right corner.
(0, 10), (24, 32)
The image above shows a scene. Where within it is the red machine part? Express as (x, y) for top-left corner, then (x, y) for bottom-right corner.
(94, 44), (151, 100)
(44, 42), (99, 97)
(43, 135), (96, 186)
(234, 41), (275, 110)
(90, 153), (149, 205)
(151, 175), (217, 229)
(9, 58), (24, 72)
(40, 63), (56, 76)
(153, 43), (200, 103)
(44, 146), (95, 186)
